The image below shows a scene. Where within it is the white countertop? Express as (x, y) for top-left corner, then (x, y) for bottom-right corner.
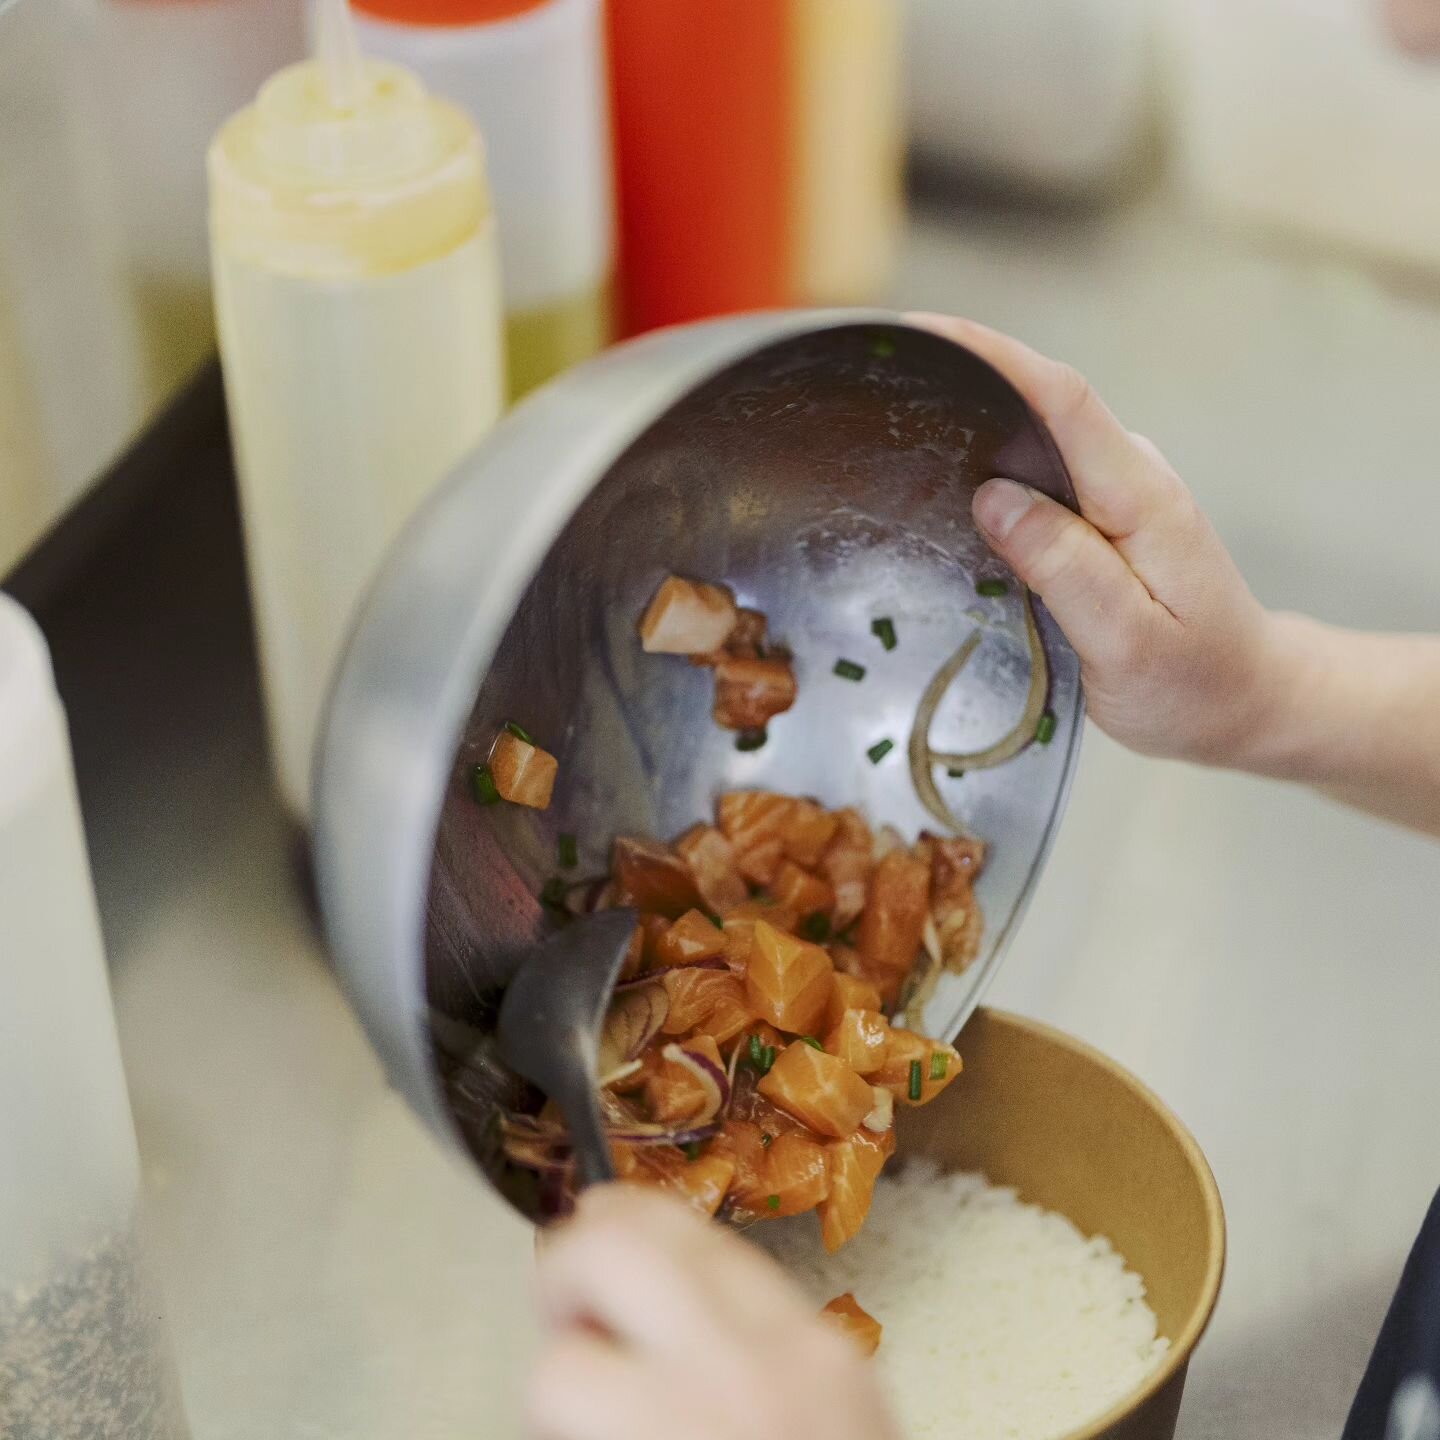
(94, 193), (1440, 1439)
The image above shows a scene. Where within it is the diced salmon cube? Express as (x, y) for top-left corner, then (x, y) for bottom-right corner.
(489, 731), (558, 809)
(761, 1130), (830, 1217)
(716, 1119), (773, 1214)
(728, 1060), (803, 1139)
(718, 791), (796, 887)
(825, 973), (884, 1029)
(770, 860), (835, 921)
(824, 1009), (890, 1075)
(820, 808), (874, 928)
(644, 1034), (724, 1123)
(638, 912), (671, 967)
(923, 831), (988, 974)
(873, 1026), (962, 1106)
(713, 655), (798, 732)
(857, 849), (931, 1005)
(818, 1128), (895, 1253)
(720, 903), (799, 974)
(821, 1293), (883, 1355)
(620, 924), (646, 980)
(746, 921), (833, 1035)
(781, 799), (841, 868)
(674, 824), (749, 912)
(690, 607), (769, 668)
(758, 1039), (874, 1139)
(655, 909), (727, 966)
(639, 575), (738, 655)
(611, 836), (702, 918)
(659, 968), (752, 1046)
(623, 1144), (737, 1218)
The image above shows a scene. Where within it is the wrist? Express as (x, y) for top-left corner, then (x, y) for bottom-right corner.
(1222, 610), (1329, 781)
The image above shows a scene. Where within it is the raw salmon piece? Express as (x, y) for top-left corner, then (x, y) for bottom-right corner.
(874, 1026), (962, 1106)
(728, 1064), (802, 1140)
(820, 808), (874, 928)
(674, 824), (749, 911)
(690, 606), (769, 667)
(716, 1119), (773, 1214)
(624, 1144), (737, 1218)
(638, 912), (672, 967)
(820, 1293), (883, 1355)
(713, 655), (798, 732)
(760, 1130), (830, 1217)
(644, 1034), (724, 1123)
(825, 972), (883, 1029)
(818, 1128), (895, 1253)
(770, 860), (835, 922)
(758, 1038), (874, 1139)
(611, 836), (702, 918)
(718, 790), (796, 886)
(745, 921), (833, 1035)
(659, 968), (750, 1044)
(655, 909), (727, 966)
(923, 831), (988, 973)
(780, 798), (841, 868)
(824, 1009), (890, 1075)
(639, 575), (738, 654)
(720, 899), (800, 973)
(619, 923), (646, 980)
(856, 849), (931, 1005)
(489, 731), (558, 809)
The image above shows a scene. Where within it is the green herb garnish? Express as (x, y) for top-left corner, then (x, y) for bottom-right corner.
(766, 1193), (782, 1211)
(833, 658), (866, 682)
(504, 720), (534, 744)
(1036, 710), (1057, 745)
(705, 912), (724, 930)
(871, 616), (898, 651)
(947, 767), (965, 779)
(470, 765), (501, 805)
(929, 1052), (949, 1081)
(682, 1141), (703, 1162)
(557, 833), (578, 869)
(976, 578), (1009, 598)
(746, 1034), (778, 1075)
(735, 729), (768, 753)
(867, 738), (894, 765)
(760, 1132), (773, 1148)
(800, 913), (832, 943)
(869, 333), (897, 359)
(908, 1059), (923, 1101)
(762, 1045), (777, 1073)
(539, 876), (568, 911)
(801, 1035), (824, 1051)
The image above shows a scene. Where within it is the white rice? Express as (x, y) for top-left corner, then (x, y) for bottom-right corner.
(753, 1162), (1169, 1440)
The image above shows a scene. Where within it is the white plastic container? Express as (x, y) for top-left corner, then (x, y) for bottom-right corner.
(1165, 0), (1440, 273)
(209, 2), (505, 821)
(904, 0), (1154, 192)
(0, 593), (189, 1438)
(347, 0), (614, 398)
(791, 0), (904, 305)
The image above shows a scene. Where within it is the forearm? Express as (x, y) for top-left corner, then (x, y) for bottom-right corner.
(1238, 613), (1440, 837)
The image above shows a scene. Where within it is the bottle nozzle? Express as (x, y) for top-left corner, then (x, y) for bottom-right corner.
(315, 0), (370, 113)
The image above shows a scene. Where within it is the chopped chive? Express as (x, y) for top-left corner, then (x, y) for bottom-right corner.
(800, 912), (831, 943)
(833, 658), (866, 682)
(929, 1052), (949, 1081)
(869, 333), (896, 359)
(762, 1045), (777, 1073)
(470, 765), (501, 805)
(539, 876), (567, 911)
(766, 1193), (782, 1211)
(947, 767), (965, 779)
(976, 578), (1009, 598)
(748, 1033), (765, 1070)
(704, 912), (724, 930)
(1036, 710), (1058, 745)
(801, 1035), (824, 1051)
(908, 1059), (923, 1101)
(735, 728), (768, 753)
(504, 719), (535, 744)
(754, 894), (775, 906)
(557, 833), (578, 869)
(682, 1141), (703, 1162)
(760, 1132), (774, 1148)
(867, 738), (894, 765)
(871, 616), (898, 651)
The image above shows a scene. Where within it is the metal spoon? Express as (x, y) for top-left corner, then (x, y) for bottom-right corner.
(495, 908), (638, 1190)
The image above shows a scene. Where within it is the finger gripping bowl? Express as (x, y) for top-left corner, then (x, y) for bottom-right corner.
(313, 311), (1084, 1221)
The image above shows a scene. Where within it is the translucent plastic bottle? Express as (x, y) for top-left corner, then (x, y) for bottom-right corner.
(348, 0), (614, 399)
(209, 0), (505, 821)
(0, 593), (190, 1439)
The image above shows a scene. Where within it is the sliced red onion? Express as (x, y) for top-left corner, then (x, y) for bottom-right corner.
(614, 957), (728, 991)
(597, 983), (669, 1075)
(562, 876), (612, 917)
(660, 1041), (730, 1127)
(862, 1085), (894, 1133)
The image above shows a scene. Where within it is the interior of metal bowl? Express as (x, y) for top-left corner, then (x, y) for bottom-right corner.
(421, 321), (1083, 1215)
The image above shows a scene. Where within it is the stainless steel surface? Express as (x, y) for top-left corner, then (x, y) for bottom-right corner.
(493, 909), (638, 1192)
(315, 309), (1083, 1221)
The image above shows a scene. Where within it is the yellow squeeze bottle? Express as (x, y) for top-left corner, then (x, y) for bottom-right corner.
(208, 0), (505, 821)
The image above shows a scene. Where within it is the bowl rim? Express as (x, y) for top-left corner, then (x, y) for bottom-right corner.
(972, 1008), (1227, 1440)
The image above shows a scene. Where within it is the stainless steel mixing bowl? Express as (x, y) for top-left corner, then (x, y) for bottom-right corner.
(314, 310), (1084, 1220)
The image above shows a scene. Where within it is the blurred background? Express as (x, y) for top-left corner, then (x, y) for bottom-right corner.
(3, 1), (1440, 1437)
